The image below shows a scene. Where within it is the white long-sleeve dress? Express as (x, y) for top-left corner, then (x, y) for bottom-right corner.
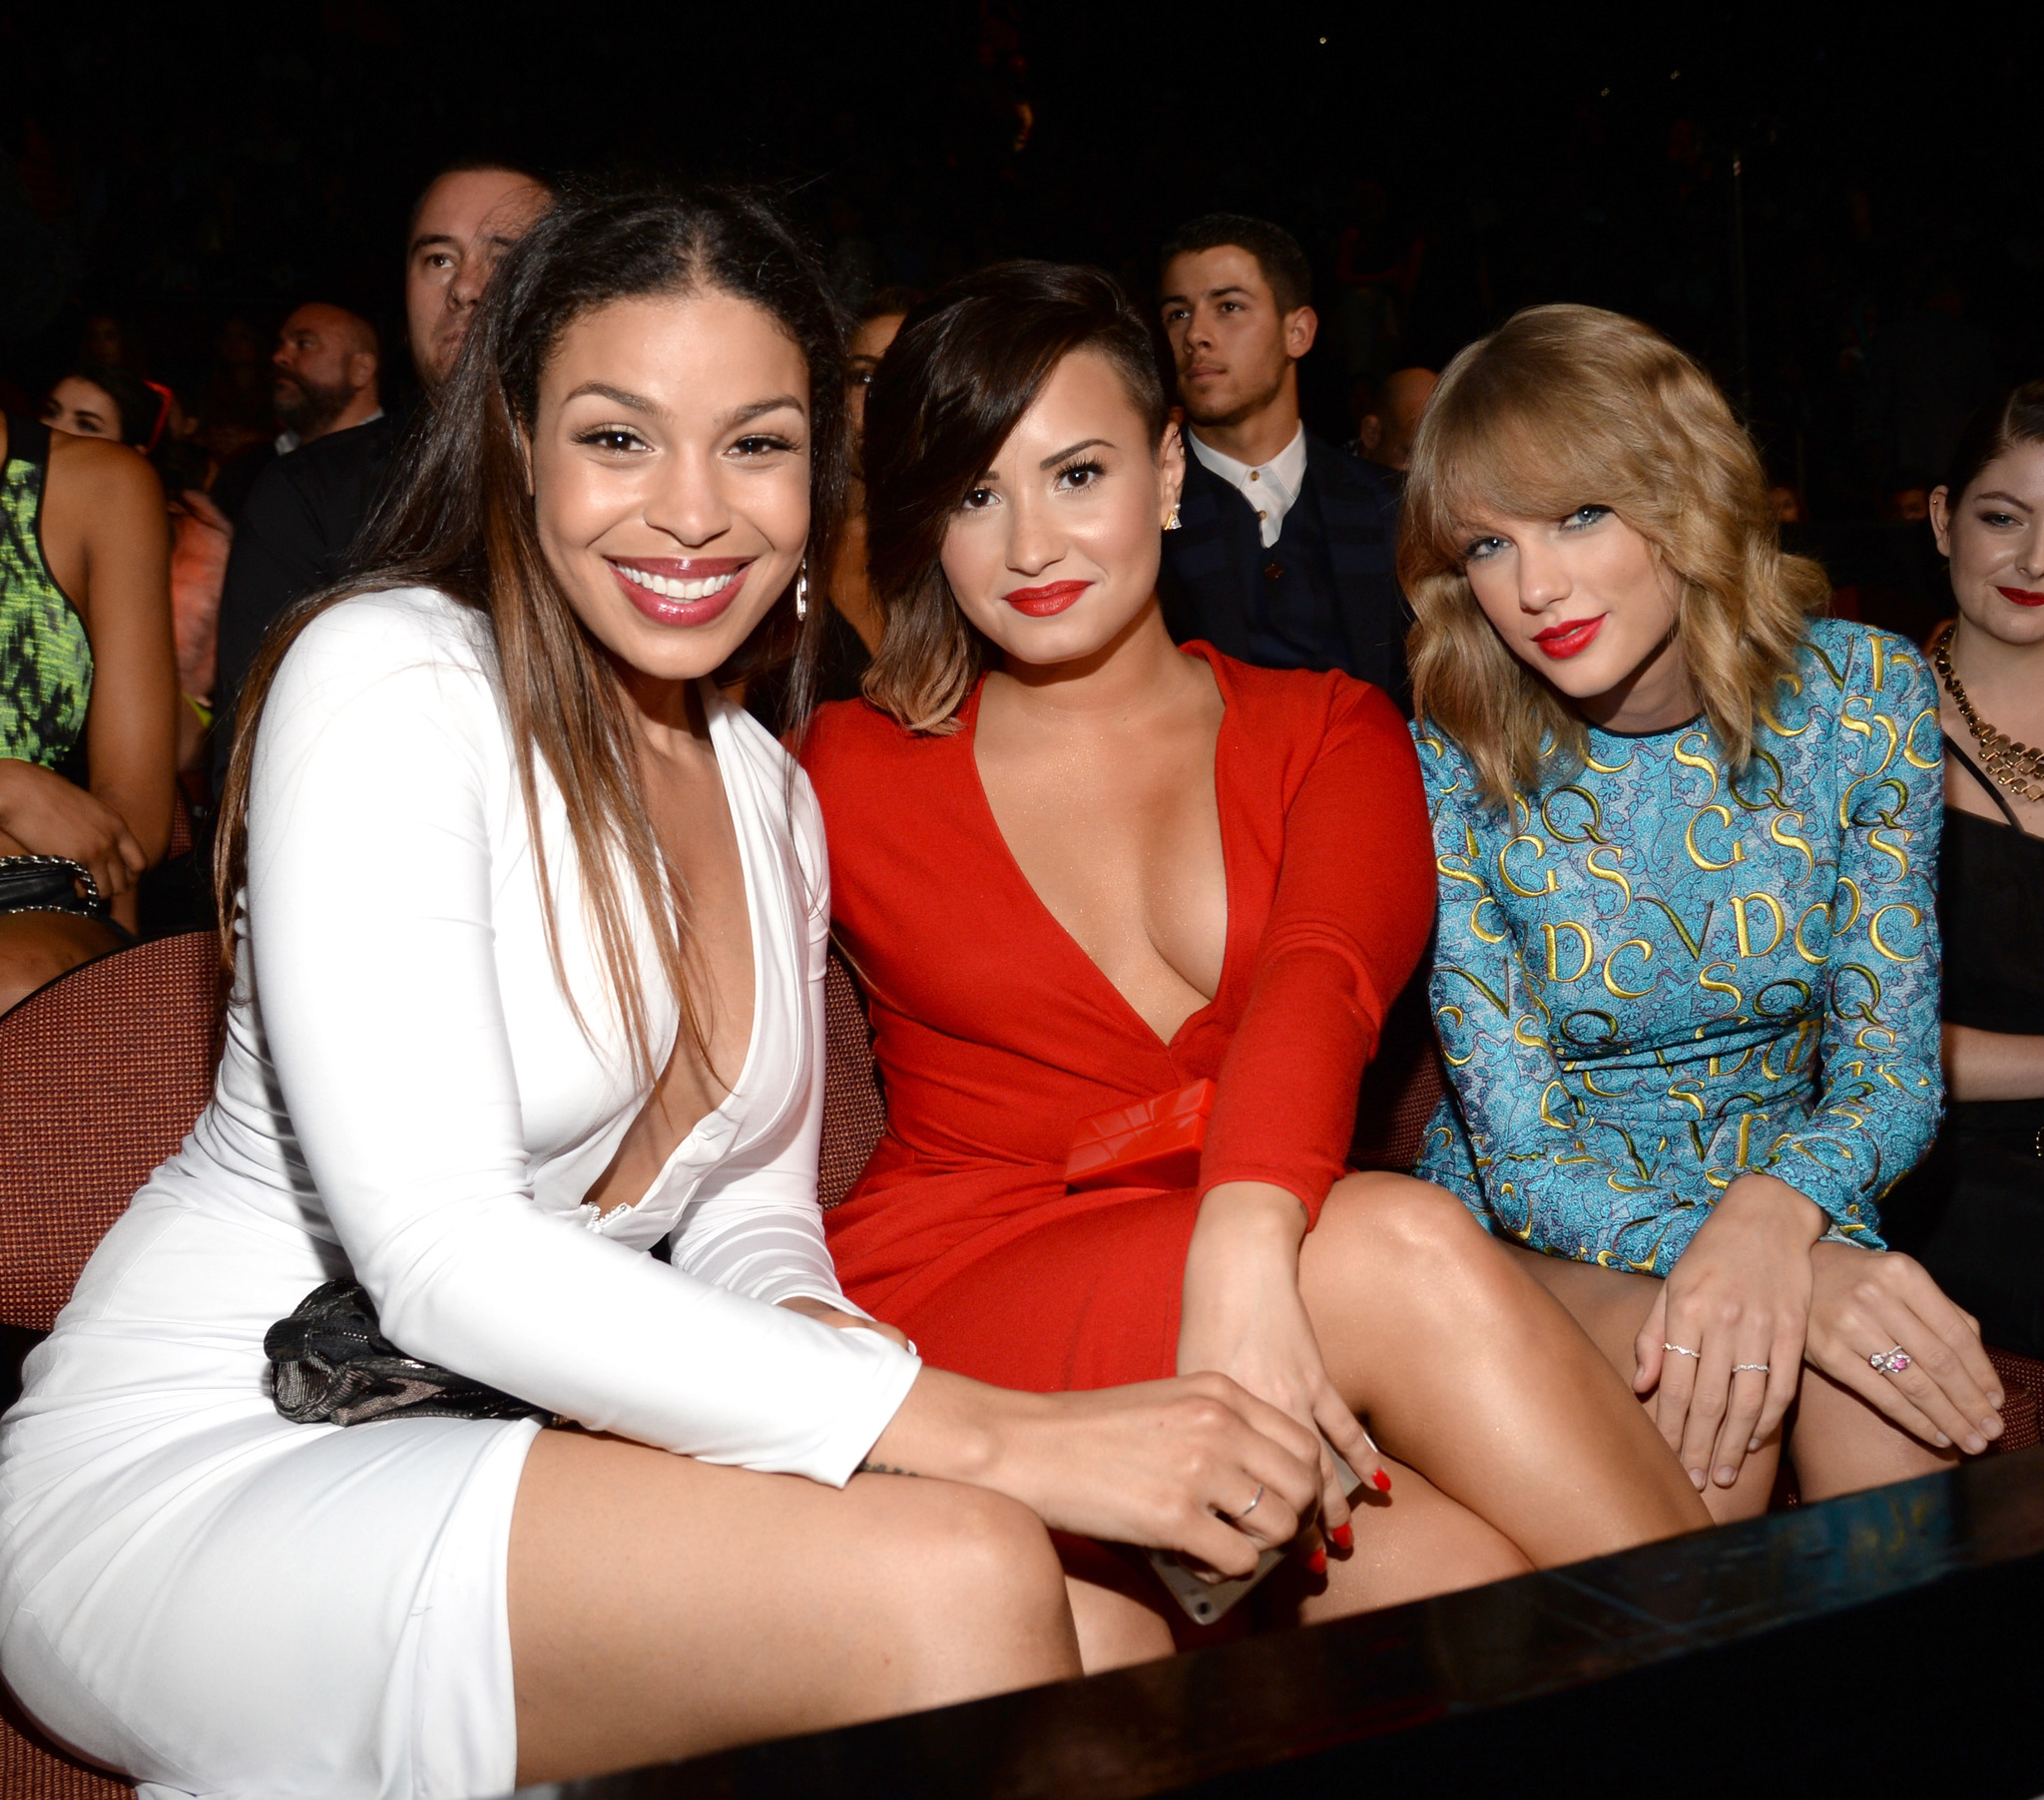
(0, 587), (920, 1800)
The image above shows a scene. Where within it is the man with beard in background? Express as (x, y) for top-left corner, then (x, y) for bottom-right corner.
(212, 161), (551, 796)
(268, 303), (382, 453)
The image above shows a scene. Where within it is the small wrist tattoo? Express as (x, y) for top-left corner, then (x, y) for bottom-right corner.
(857, 1460), (918, 1477)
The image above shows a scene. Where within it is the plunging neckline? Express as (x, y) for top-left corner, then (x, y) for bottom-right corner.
(956, 651), (1237, 1052)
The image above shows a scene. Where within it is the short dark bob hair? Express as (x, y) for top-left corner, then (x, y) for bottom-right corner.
(858, 259), (1168, 732)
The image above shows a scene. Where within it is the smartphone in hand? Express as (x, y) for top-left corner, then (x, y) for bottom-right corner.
(1145, 1447), (1362, 1626)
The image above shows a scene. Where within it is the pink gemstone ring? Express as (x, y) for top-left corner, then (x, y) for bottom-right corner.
(1870, 1346), (1913, 1377)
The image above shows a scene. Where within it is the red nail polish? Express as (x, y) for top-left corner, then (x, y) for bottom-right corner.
(1329, 1522), (1354, 1551)
(1307, 1547), (1327, 1575)
(1372, 1468), (1393, 1493)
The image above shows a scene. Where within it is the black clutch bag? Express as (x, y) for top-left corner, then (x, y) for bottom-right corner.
(0, 854), (106, 920)
(265, 1278), (555, 1428)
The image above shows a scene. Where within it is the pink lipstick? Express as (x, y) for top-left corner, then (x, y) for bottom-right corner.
(607, 557), (751, 629)
(1532, 616), (1606, 660)
(1995, 585), (2044, 608)
(1004, 579), (1091, 618)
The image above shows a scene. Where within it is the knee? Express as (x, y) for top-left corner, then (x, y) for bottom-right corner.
(1322, 1173), (1501, 1281)
(0, 917), (117, 1015)
(903, 1486), (1070, 1646)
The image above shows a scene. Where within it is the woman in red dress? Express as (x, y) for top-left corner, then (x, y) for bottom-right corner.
(803, 263), (1708, 1665)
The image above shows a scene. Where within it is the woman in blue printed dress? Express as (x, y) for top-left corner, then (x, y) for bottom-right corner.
(1400, 304), (2006, 1521)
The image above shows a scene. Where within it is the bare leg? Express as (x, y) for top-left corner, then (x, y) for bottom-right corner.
(1788, 1364), (1954, 1500)
(1062, 1573), (1177, 1671)
(509, 1430), (1081, 1785)
(1297, 1175), (1711, 1580)
(0, 912), (123, 1015)
(1500, 1241), (1779, 1524)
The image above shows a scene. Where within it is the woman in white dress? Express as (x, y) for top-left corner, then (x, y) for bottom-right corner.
(0, 187), (1333, 1799)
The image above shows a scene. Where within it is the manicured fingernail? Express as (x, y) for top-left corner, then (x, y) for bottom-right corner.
(1934, 1432), (1951, 1447)
(1748, 1439), (1762, 1453)
(1715, 1465), (1738, 1487)
(1372, 1468), (1392, 1493)
(1688, 1467), (1707, 1491)
(1982, 1415), (2003, 1437)
(1963, 1434), (1987, 1454)
(1307, 1548), (1327, 1575)
(1988, 1390), (2005, 1409)
(1329, 1522), (1354, 1551)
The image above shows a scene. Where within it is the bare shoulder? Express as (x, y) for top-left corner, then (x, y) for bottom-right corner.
(46, 431), (163, 508)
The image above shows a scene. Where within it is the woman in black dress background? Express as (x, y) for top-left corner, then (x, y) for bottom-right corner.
(1887, 382), (2044, 1359)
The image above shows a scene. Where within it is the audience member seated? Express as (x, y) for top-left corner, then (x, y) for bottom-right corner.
(803, 260), (1709, 1673)
(746, 284), (922, 736)
(1885, 381), (2044, 1360)
(212, 163), (553, 794)
(1350, 365), (1437, 480)
(1154, 215), (1408, 703)
(0, 411), (176, 1011)
(0, 184), (1363, 1796)
(39, 361), (165, 452)
(1398, 303), (2005, 1522)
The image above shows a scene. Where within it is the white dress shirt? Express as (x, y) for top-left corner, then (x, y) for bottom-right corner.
(1188, 422), (1307, 548)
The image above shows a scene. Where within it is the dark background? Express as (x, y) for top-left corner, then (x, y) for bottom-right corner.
(0, 1), (2034, 529)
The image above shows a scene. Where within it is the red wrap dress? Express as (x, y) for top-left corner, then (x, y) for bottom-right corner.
(803, 645), (1434, 1393)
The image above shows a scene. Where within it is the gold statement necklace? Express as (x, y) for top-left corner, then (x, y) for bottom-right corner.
(1933, 621), (2044, 804)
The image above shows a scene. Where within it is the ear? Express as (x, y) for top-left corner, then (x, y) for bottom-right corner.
(1356, 413), (1383, 454)
(1928, 485), (1953, 559)
(1159, 419), (1187, 524)
(1285, 305), (1319, 360)
(348, 350), (379, 392)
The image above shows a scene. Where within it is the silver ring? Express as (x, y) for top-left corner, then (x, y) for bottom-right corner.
(1732, 1363), (1771, 1374)
(1870, 1345), (1913, 1377)
(1237, 1484), (1265, 1521)
(1664, 1342), (1700, 1359)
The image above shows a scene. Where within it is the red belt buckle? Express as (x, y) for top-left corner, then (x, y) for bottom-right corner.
(1064, 1079), (1217, 1191)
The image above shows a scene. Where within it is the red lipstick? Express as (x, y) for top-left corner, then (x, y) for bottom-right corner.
(1995, 585), (2044, 608)
(607, 557), (751, 629)
(1532, 616), (1606, 660)
(1004, 579), (1091, 618)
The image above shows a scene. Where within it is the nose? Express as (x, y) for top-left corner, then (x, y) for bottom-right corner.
(642, 444), (734, 549)
(1005, 485), (1065, 578)
(2017, 520), (2044, 583)
(449, 253), (486, 310)
(1515, 536), (1572, 612)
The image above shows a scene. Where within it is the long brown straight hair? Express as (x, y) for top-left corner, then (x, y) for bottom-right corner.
(214, 182), (849, 1078)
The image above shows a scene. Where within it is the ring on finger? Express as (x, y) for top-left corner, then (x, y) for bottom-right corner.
(1664, 1342), (1701, 1359)
(1732, 1363), (1771, 1375)
(1236, 1484), (1265, 1521)
(1870, 1345), (1913, 1378)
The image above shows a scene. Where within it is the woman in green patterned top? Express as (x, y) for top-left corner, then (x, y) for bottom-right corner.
(0, 413), (177, 1011)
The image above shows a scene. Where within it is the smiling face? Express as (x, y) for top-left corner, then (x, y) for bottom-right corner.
(936, 348), (1184, 671)
(528, 286), (811, 685)
(1460, 503), (1696, 730)
(1931, 440), (2044, 651)
(41, 376), (123, 441)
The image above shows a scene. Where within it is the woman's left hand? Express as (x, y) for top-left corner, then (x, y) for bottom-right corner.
(1177, 1181), (1380, 1533)
(777, 1293), (913, 1352)
(1633, 1173), (1825, 1491)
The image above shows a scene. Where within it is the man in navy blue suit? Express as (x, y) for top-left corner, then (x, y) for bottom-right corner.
(1156, 215), (1409, 707)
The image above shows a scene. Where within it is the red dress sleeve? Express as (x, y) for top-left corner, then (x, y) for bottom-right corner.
(1196, 679), (1434, 1224)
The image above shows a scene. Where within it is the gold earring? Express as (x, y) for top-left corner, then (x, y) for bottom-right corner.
(1165, 505), (1182, 531)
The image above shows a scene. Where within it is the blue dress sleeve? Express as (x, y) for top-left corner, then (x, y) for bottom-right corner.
(1762, 631), (1944, 1232)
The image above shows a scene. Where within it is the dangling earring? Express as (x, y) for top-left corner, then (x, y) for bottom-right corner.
(1164, 505), (1182, 532)
(794, 562), (808, 621)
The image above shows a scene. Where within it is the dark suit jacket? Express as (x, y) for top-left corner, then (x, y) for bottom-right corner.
(1158, 430), (1409, 705)
(211, 411), (403, 793)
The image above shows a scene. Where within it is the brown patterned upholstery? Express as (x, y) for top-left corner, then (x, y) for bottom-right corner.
(0, 932), (219, 1334)
(1987, 1346), (2043, 1453)
(819, 948), (885, 1210)
(1, 1685), (128, 1800)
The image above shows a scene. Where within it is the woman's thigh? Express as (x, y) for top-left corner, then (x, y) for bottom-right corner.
(1498, 1240), (1780, 1522)
(0, 911), (122, 1013)
(508, 1428), (1082, 1786)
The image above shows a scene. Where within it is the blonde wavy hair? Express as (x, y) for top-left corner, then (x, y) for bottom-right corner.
(1401, 303), (1826, 806)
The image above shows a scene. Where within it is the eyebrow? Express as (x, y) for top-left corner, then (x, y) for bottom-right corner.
(560, 385), (806, 427)
(1973, 490), (2035, 510)
(1039, 437), (1111, 469)
(409, 232), (458, 256)
(1161, 284), (1254, 306)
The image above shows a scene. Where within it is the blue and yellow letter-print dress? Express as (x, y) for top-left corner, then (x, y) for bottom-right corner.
(1414, 620), (1942, 1272)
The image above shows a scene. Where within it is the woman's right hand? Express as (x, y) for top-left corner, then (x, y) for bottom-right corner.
(0, 757), (148, 901)
(865, 1367), (1324, 1579)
